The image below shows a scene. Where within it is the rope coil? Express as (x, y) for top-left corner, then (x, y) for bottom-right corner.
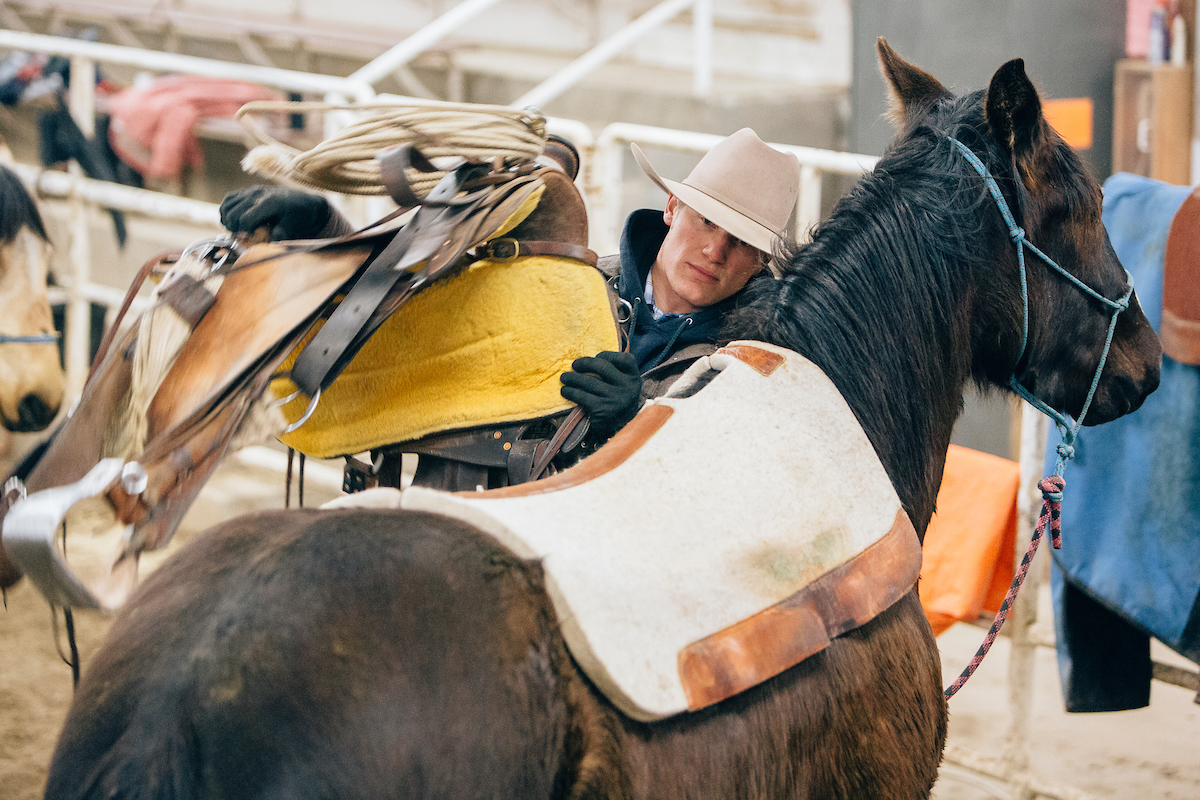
(235, 101), (548, 197)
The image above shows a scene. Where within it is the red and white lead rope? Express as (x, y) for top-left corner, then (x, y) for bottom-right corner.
(943, 475), (1064, 699)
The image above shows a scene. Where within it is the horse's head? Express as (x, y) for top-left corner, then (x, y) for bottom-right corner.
(879, 39), (1161, 426)
(0, 166), (63, 433)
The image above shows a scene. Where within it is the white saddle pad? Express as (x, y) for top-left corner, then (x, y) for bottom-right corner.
(402, 341), (920, 720)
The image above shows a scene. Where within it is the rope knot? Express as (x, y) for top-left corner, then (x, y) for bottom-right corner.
(1037, 475), (1065, 549)
(1038, 475), (1064, 503)
(1011, 226), (1026, 242)
(1055, 442), (1075, 462)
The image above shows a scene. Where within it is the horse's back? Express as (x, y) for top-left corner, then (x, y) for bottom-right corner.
(45, 508), (573, 800)
(47, 507), (944, 800)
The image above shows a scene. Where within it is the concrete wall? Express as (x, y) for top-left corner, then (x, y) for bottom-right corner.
(850, 0), (1126, 176)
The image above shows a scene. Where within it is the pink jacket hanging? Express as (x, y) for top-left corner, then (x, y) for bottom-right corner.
(106, 75), (284, 180)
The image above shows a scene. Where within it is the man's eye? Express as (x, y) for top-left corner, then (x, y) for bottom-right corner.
(701, 217), (714, 226)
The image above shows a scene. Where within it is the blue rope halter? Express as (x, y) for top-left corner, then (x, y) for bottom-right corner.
(947, 137), (1135, 477)
(0, 333), (57, 344)
(940, 136), (1138, 700)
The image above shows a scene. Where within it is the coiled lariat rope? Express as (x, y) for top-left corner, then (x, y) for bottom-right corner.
(235, 101), (547, 196)
(942, 137), (1135, 700)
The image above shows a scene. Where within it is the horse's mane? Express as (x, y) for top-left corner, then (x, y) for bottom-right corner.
(727, 89), (1094, 533)
(0, 164), (48, 244)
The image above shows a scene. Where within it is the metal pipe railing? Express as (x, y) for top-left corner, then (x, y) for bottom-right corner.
(7, 166), (222, 225)
(692, 0), (713, 96)
(0, 30), (875, 417)
(513, 0), (706, 111)
(349, 0), (508, 87)
(0, 29), (375, 100)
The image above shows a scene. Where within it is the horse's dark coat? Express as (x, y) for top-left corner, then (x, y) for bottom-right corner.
(0, 163), (48, 244)
(42, 43), (1161, 800)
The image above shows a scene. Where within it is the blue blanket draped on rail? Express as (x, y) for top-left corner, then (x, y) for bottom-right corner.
(1044, 172), (1200, 712)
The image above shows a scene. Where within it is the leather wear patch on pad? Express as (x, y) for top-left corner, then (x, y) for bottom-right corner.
(677, 510), (920, 710)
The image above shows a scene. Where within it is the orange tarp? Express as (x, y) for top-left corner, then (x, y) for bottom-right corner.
(1043, 97), (1094, 151)
(920, 444), (1019, 635)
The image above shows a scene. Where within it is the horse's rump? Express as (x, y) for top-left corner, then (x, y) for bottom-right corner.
(46, 508), (574, 800)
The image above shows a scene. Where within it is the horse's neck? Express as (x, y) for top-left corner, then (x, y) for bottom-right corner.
(763, 207), (977, 535)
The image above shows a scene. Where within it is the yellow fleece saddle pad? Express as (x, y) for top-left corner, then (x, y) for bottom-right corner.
(273, 254), (619, 458)
(401, 341), (922, 720)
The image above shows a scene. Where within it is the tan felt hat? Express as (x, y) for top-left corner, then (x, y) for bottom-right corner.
(631, 128), (800, 255)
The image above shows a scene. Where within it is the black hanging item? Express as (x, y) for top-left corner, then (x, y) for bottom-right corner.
(37, 99), (128, 248)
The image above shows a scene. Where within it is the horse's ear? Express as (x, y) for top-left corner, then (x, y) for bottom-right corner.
(985, 59), (1048, 164)
(876, 37), (950, 128)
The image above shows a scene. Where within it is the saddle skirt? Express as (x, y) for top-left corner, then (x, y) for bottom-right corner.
(402, 340), (921, 720)
(1162, 186), (1200, 364)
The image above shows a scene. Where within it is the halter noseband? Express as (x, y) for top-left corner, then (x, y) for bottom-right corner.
(0, 333), (57, 344)
(947, 137), (1134, 475)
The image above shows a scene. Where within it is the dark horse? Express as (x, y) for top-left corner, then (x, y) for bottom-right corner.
(43, 42), (1161, 799)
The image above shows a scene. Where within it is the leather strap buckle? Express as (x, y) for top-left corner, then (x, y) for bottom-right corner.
(342, 454), (380, 494)
(487, 237), (521, 262)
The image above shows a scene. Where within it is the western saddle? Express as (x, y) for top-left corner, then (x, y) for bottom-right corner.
(2, 132), (619, 610)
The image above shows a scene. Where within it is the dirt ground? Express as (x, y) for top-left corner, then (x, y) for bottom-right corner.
(1, 455), (1198, 800)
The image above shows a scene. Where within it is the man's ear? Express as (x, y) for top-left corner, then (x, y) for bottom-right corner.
(663, 194), (680, 226)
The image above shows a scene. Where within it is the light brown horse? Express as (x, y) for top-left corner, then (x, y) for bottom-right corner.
(43, 43), (1161, 799)
(0, 161), (63, 587)
(0, 165), (62, 434)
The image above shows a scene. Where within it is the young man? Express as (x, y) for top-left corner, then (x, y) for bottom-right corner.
(560, 128), (800, 440)
(219, 128), (798, 479)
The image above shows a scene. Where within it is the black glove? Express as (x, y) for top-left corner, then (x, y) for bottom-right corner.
(219, 186), (332, 241)
(560, 351), (643, 441)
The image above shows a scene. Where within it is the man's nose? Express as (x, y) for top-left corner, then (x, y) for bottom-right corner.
(702, 230), (733, 263)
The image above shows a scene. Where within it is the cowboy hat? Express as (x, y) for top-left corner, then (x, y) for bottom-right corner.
(631, 128), (800, 254)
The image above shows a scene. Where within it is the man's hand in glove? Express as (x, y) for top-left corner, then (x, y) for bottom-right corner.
(219, 186), (332, 241)
(560, 351), (643, 441)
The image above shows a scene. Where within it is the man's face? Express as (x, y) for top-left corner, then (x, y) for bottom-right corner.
(651, 196), (765, 314)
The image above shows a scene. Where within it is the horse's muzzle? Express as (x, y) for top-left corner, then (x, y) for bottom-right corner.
(4, 393), (59, 433)
(1084, 355), (1161, 426)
